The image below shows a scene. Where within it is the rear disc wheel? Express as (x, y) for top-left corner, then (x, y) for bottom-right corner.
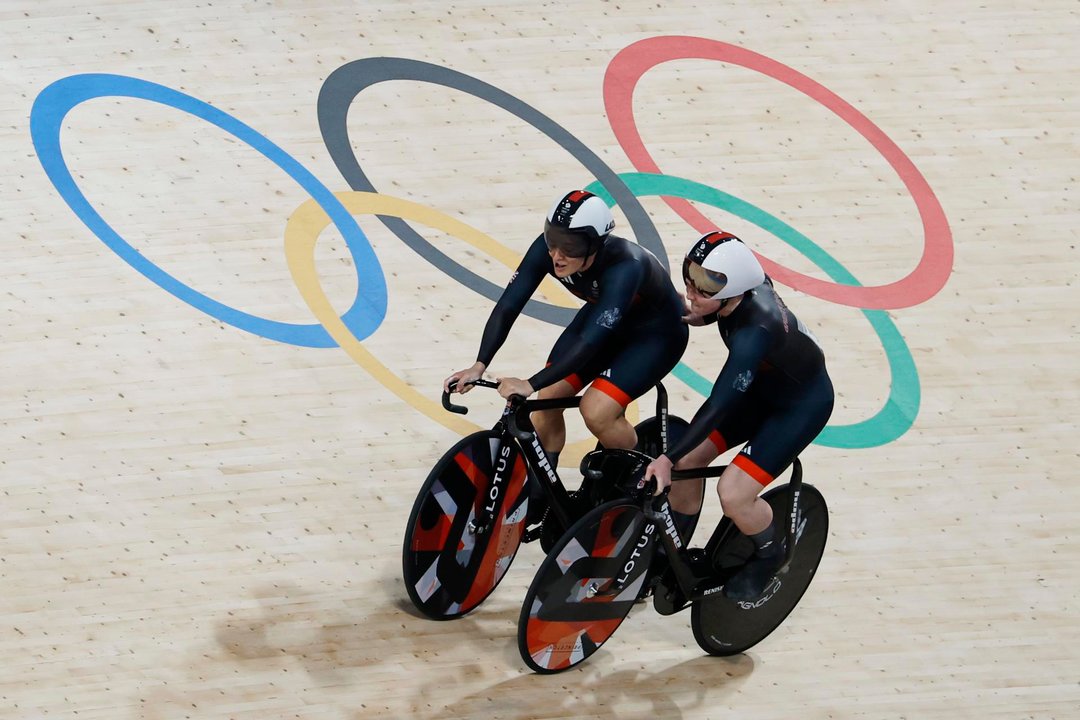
(691, 483), (828, 655)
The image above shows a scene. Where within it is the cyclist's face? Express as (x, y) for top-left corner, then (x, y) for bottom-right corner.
(684, 280), (723, 315)
(543, 222), (593, 277)
(549, 246), (590, 277)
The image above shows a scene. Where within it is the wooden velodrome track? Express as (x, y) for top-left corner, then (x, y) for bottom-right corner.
(3, 1), (1077, 718)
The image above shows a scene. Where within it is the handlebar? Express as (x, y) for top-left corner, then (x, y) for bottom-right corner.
(441, 378), (501, 414)
(441, 379), (583, 440)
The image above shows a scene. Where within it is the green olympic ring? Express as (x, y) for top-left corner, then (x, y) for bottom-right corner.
(585, 172), (919, 450)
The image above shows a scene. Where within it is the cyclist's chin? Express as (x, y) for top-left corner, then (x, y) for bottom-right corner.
(552, 262), (578, 277)
(690, 296), (722, 316)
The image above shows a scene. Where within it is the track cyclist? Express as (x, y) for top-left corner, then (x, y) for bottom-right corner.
(644, 232), (835, 600)
(445, 190), (689, 522)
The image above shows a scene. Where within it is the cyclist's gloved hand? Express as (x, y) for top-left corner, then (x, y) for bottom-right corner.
(644, 454), (674, 496)
(496, 376), (534, 400)
(444, 362), (486, 394)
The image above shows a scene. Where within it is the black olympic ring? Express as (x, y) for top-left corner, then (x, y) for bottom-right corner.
(317, 57), (667, 326)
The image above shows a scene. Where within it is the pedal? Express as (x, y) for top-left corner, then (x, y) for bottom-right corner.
(651, 547), (713, 615)
(651, 574), (689, 616)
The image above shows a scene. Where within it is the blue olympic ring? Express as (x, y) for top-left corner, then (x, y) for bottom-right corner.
(30, 73), (387, 348)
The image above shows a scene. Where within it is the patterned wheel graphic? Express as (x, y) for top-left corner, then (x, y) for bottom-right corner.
(518, 499), (657, 673)
(403, 430), (530, 619)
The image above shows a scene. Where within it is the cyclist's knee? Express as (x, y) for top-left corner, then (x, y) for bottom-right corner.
(717, 465), (761, 518)
(581, 391), (637, 449)
(579, 389), (625, 432)
(581, 411), (615, 439)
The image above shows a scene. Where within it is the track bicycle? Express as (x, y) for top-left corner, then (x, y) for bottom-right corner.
(402, 380), (692, 620)
(518, 450), (828, 672)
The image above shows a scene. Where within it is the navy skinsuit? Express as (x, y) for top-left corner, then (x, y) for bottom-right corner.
(476, 234), (688, 405)
(666, 277), (834, 484)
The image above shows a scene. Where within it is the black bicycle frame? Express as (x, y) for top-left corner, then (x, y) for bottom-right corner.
(505, 395), (578, 531)
(441, 379), (579, 537)
(644, 458), (805, 603)
(440, 380), (677, 542)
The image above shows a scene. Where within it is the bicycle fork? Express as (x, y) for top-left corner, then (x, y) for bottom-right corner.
(464, 429), (519, 538)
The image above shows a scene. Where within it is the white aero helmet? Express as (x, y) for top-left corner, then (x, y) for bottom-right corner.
(682, 231), (765, 300)
(543, 190), (615, 258)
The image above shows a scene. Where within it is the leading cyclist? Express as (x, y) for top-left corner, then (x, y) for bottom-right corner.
(445, 190), (689, 520)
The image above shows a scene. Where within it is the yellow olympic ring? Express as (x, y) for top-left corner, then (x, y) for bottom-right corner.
(283, 190), (638, 464)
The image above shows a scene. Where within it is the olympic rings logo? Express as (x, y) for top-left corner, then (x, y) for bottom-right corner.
(30, 36), (952, 450)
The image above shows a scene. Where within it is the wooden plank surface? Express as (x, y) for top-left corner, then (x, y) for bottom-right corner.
(2, 1), (1077, 718)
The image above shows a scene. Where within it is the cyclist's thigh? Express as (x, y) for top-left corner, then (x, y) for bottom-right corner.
(708, 390), (767, 457)
(592, 320), (689, 406)
(545, 308), (617, 392)
(731, 371), (835, 484)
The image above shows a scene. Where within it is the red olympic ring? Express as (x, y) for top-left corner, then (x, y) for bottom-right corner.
(604, 35), (953, 310)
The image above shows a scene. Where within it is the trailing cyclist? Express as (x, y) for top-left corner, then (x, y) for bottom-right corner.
(644, 232), (835, 601)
